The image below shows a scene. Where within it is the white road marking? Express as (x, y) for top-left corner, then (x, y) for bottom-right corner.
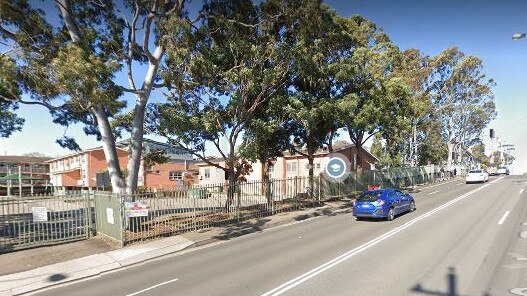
(260, 177), (504, 296)
(457, 182), (464, 185)
(520, 189), (524, 194)
(125, 278), (179, 296)
(498, 211), (511, 225)
(429, 190), (441, 195)
(511, 288), (527, 295)
(509, 253), (527, 261)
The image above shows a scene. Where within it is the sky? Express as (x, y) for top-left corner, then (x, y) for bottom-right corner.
(1, 0), (527, 173)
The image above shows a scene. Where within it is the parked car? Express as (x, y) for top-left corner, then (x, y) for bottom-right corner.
(352, 188), (416, 221)
(487, 166), (498, 176)
(465, 169), (489, 183)
(497, 167), (510, 175)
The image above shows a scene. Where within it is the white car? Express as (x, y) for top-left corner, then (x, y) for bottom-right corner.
(497, 167), (510, 175)
(465, 169), (489, 184)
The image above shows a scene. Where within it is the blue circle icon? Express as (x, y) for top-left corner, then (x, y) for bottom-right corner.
(326, 157), (347, 179)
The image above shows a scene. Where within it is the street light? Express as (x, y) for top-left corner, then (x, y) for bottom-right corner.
(513, 33), (526, 40)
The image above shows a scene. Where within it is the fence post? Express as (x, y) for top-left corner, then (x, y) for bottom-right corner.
(317, 175), (321, 205)
(87, 191), (93, 238)
(236, 182), (241, 222)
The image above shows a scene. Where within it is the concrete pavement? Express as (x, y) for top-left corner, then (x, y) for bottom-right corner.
(0, 199), (352, 296)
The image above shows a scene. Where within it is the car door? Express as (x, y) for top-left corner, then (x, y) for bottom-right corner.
(395, 190), (410, 213)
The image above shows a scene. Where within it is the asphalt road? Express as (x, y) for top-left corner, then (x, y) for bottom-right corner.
(35, 175), (527, 296)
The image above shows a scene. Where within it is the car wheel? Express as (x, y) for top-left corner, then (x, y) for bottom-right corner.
(387, 207), (395, 221)
(409, 201), (416, 212)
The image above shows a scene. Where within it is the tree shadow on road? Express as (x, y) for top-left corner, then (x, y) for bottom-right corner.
(212, 218), (271, 240)
(410, 267), (492, 296)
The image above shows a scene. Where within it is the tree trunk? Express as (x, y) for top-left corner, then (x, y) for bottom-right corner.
(125, 47), (163, 193)
(125, 95), (147, 193)
(457, 144), (463, 164)
(409, 120), (417, 167)
(226, 168), (236, 210)
(447, 142), (454, 172)
(308, 154), (314, 199)
(92, 107), (126, 194)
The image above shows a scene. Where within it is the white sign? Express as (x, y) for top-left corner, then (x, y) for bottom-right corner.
(106, 208), (114, 225)
(32, 207), (48, 222)
(124, 201), (149, 218)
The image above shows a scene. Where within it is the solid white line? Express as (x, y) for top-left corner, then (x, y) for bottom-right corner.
(520, 189), (524, 194)
(457, 182), (464, 185)
(125, 278), (179, 296)
(429, 190), (441, 195)
(260, 177), (504, 296)
(498, 211), (511, 225)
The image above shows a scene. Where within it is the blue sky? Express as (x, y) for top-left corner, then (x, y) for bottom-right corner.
(1, 0), (526, 173)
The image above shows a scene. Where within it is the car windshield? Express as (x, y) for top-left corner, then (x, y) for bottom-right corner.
(357, 192), (381, 202)
(469, 170), (482, 173)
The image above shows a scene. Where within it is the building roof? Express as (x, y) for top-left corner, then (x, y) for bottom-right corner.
(46, 146), (128, 162)
(284, 144), (379, 161)
(0, 155), (53, 164)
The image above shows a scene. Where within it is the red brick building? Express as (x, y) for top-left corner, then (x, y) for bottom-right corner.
(47, 139), (197, 191)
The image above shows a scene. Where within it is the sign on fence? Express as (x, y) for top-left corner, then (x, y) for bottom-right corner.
(106, 208), (115, 224)
(124, 201), (149, 217)
(31, 207), (48, 222)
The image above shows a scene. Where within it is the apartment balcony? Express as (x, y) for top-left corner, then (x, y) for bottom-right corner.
(0, 167), (50, 174)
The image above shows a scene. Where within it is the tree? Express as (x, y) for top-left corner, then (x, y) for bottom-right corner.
(334, 15), (411, 171)
(469, 143), (489, 167)
(0, 55), (24, 138)
(0, 0), (187, 194)
(369, 134), (391, 169)
(429, 47), (497, 170)
(152, 0), (290, 206)
(238, 96), (290, 184)
(279, 0), (341, 186)
(416, 118), (447, 165)
(391, 49), (434, 166)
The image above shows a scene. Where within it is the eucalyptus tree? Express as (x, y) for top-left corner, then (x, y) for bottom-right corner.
(238, 94), (290, 184)
(429, 47), (497, 170)
(0, 56), (24, 137)
(334, 15), (411, 170)
(279, 0), (342, 183)
(391, 49), (434, 166)
(0, 0), (187, 194)
(153, 0), (290, 198)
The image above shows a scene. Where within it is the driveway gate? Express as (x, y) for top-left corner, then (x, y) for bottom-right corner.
(0, 192), (92, 253)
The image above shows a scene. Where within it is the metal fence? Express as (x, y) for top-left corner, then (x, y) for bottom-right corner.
(0, 192), (92, 253)
(117, 177), (322, 245)
(1, 165), (448, 252)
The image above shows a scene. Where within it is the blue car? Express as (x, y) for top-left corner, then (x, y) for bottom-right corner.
(353, 188), (416, 221)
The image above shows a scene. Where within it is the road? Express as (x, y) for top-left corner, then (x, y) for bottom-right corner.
(36, 175), (527, 296)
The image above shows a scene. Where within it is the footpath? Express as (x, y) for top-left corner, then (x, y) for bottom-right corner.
(0, 200), (352, 296)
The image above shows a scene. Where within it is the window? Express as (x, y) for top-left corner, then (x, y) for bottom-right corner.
(287, 162), (297, 172)
(268, 164), (275, 173)
(316, 163), (321, 169)
(204, 169), (211, 179)
(169, 171), (183, 181)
